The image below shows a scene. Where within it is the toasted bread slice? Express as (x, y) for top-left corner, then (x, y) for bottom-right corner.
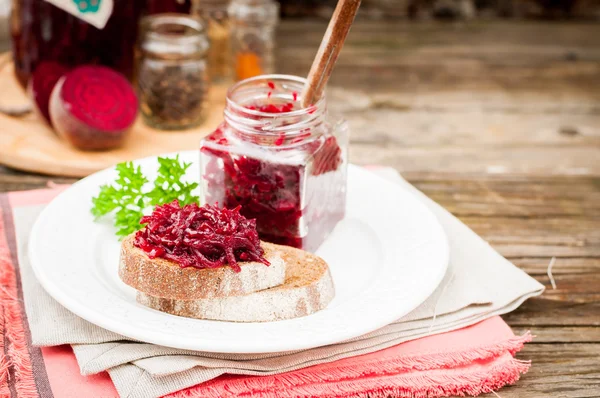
(136, 245), (335, 322)
(119, 234), (286, 300)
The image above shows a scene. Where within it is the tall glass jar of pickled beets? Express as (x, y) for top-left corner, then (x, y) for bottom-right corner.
(199, 75), (349, 252)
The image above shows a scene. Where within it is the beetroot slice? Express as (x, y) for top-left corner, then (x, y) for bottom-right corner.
(59, 65), (138, 133)
(29, 62), (69, 125)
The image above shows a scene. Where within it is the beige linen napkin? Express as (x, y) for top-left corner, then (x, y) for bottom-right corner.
(15, 168), (544, 398)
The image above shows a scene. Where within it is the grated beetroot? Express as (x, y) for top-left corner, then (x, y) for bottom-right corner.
(243, 101), (342, 172)
(134, 200), (269, 272)
(245, 103), (294, 113)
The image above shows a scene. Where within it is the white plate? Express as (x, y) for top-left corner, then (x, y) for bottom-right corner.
(29, 151), (448, 353)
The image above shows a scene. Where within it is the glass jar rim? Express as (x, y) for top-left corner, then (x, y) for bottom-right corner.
(223, 74), (328, 145)
(142, 13), (208, 54)
(226, 74), (326, 118)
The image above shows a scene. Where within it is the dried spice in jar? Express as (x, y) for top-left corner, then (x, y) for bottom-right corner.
(137, 14), (210, 130)
(228, 0), (279, 81)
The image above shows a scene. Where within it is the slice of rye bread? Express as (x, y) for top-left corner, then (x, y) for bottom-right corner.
(119, 234), (286, 300)
(136, 245), (335, 322)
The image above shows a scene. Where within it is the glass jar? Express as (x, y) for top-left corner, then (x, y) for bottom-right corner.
(137, 14), (210, 130)
(193, 0), (232, 82)
(227, 0), (279, 81)
(199, 75), (349, 251)
(10, 0), (146, 88)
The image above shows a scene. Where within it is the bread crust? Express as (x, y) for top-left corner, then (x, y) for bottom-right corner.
(118, 235), (286, 300)
(136, 246), (335, 322)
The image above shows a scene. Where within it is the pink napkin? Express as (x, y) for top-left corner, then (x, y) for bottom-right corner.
(0, 187), (532, 398)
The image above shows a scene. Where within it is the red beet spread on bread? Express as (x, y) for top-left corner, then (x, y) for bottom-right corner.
(134, 201), (269, 272)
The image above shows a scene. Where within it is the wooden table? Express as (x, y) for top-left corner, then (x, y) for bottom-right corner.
(1, 20), (599, 397)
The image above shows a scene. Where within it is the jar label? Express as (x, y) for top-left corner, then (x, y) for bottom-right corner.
(44, 0), (114, 29)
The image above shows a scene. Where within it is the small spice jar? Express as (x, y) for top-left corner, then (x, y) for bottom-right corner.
(192, 0), (232, 82)
(227, 0), (279, 81)
(199, 75), (349, 251)
(137, 14), (210, 130)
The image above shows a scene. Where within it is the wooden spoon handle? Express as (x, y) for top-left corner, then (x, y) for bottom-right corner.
(301, 0), (361, 108)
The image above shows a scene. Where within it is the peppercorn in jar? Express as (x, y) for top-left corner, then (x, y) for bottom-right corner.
(137, 14), (210, 130)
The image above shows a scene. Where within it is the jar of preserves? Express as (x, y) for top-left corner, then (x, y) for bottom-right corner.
(199, 75), (348, 251)
(193, 0), (231, 82)
(227, 0), (279, 81)
(137, 14), (210, 130)
(10, 0), (146, 88)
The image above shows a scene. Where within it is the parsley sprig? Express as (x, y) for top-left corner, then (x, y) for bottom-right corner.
(147, 156), (199, 207)
(91, 155), (199, 238)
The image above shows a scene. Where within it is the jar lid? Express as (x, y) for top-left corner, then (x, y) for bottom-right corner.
(142, 13), (209, 57)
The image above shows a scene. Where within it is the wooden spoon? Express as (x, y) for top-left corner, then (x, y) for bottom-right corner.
(301, 0), (361, 108)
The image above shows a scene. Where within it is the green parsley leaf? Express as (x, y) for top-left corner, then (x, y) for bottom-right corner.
(91, 161), (149, 238)
(91, 156), (199, 239)
(147, 155), (199, 207)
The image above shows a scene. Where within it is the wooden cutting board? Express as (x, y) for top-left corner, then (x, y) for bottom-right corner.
(0, 54), (227, 178)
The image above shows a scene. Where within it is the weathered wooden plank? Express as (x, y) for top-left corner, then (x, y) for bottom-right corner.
(457, 216), (600, 258)
(511, 257), (600, 275)
(533, 274), (600, 303)
(277, 21), (600, 93)
(511, 326), (600, 344)
(500, 271), (600, 326)
(481, 343), (600, 398)
(350, 145), (600, 176)
(412, 177), (600, 218)
(422, 194), (600, 218)
(344, 109), (600, 147)
(306, 21), (600, 178)
(366, 91), (600, 112)
(283, 48), (600, 72)
(278, 21), (600, 49)
(328, 90), (600, 176)
(287, 60), (600, 95)
(504, 299), (600, 326)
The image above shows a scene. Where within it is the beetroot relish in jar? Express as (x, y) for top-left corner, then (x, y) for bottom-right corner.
(199, 75), (348, 252)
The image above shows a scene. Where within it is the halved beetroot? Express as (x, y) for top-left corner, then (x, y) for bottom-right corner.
(49, 65), (138, 151)
(28, 62), (69, 126)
